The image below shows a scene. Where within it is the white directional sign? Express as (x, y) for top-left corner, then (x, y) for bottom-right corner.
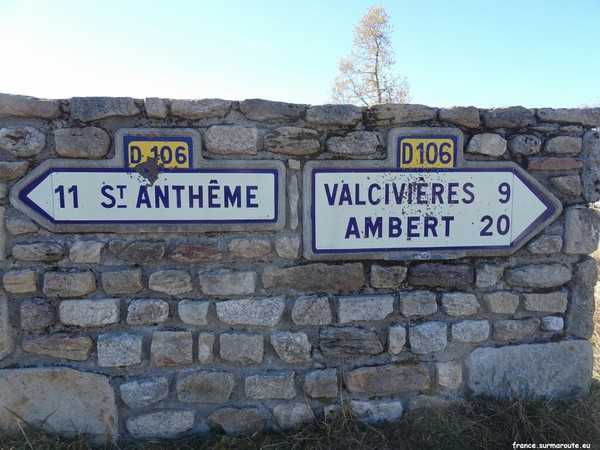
(303, 127), (562, 260)
(10, 129), (286, 233)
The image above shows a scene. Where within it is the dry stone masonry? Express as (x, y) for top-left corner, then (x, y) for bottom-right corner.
(0, 93), (599, 444)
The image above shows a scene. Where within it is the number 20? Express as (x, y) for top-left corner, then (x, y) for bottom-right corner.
(480, 215), (510, 236)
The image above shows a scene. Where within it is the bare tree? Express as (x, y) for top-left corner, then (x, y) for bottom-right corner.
(330, 6), (410, 106)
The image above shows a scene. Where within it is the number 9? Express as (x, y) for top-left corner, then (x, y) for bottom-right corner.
(498, 182), (511, 204)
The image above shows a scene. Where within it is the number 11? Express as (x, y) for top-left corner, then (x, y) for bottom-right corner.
(54, 185), (79, 208)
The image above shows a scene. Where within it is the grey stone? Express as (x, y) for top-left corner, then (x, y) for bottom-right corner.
(216, 296), (285, 326)
(409, 396), (456, 411)
(199, 270), (256, 296)
(441, 292), (479, 316)
(291, 296), (332, 325)
(0, 207), (4, 259)
(345, 364), (430, 395)
(537, 108), (600, 127)
(349, 400), (403, 424)
(566, 256), (597, 339)
(550, 175), (582, 197)
(3, 269), (37, 293)
(171, 98), (231, 119)
(54, 127), (110, 158)
(171, 241), (222, 263)
(263, 263), (365, 293)
(120, 377), (169, 407)
(338, 294), (394, 323)
(126, 299), (169, 325)
(492, 318), (540, 340)
(484, 291), (519, 314)
(451, 320), (490, 343)
(545, 136), (582, 154)
(319, 327), (383, 357)
(109, 240), (166, 263)
(264, 126), (320, 155)
(205, 125), (258, 155)
(541, 316), (564, 331)
(483, 106), (534, 128)
(0, 161), (28, 181)
(59, 298), (120, 327)
(208, 408), (264, 435)
(240, 98), (305, 122)
(370, 265), (407, 288)
(409, 263), (473, 287)
(306, 104), (363, 126)
(273, 403), (314, 429)
(126, 410), (195, 439)
(0, 126), (45, 157)
(20, 298), (54, 331)
(228, 238), (271, 260)
(220, 333), (263, 365)
(0, 297), (13, 360)
(436, 361), (463, 389)
(97, 333), (142, 367)
(327, 131), (380, 155)
(581, 130), (600, 202)
(149, 270), (193, 295)
(288, 174), (300, 230)
(476, 263), (504, 288)
(439, 106), (480, 128)
(564, 207), (600, 254)
(69, 241), (104, 263)
(178, 300), (209, 325)
(508, 134), (542, 155)
(527, 234), (563, 254)
(466, 133), (507, 156)
(275, 234), (300, 259)
(466, 340), (593, 398)
(523, 291), (568, 313)
(409, 322), (448, 354)
(398, 290), (437, 317)
(304, 368), (338, 398)
(245, 372), (296, 400)
(0, 367), (117, 444)
(388, 325), (406, 355)
(70, 96), (138, 121)
(5, 214), (39, 235)
(22, 334), (93, 361)
(270, 332), (312, 363)
(0, 93), (60, 119)
(102, 268), (143, 295)
(13, 242), (65, 262)
(144, 97), (168, 118)
(504, 264), (572, 288)
(177, 371), (234, 403)
(197, 333), (215, 364)
(151, 331), (193, 367)
(369, 104), (437, 125)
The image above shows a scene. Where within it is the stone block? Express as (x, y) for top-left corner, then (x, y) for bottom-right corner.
(483, 291), (520, 314)
(149, 270), (193, 295)
(505, 264), (572, 288)
(523, 291), (568, 313)
(319, 327), (383, 357)
(370, 265), (407, 288)
(97, 333), (142, 367)
(0, 93), (60, 119)
(566, 257), (597, 339)
(564, 207), (600, 254)
(545, 136), (582, 154)
(126, 299), (169, 325)
(13, 242), (65, 262)
(451, 320), (490, 343)
(263, 263), (364, 293)
(549, 175), (582, 197)
(6, 214), (39, 235)
(527, 234), (563, 254)
(345, 364), (430, 395)
(177, 371), (235, 403)
(492, 318), (540, 340)
(0, 367), (117, 444)
(398, 290), (437, 317)
(228, 238), (271, 260)
(245, 372), (296, 400)
(438, 106), (480, 128)
(338, 294), (394, 323)
(0, 297), (14, 361)
(264, 126), (320, 155)
(3, 269), (37, 293)
(273, 403), (314, 429)
(581, 130), (600, 202)
(527, 157), (583, 171)
(216, 296), (285, 326)
(436, 361), (463, 389)
(43, 271), (96, 298)
(541, 316), (564, 331)
(466, 341), (593, 398)
(508, 135), (542, 155)
(388, 325), (406, 355)
(120, 377), (169, 408)
(171, 98), (230, 119)
(0, 126), (45, 157)
(101, 268), (143, 295)
(408, 263), (473, 287)
(70, 96), (138, 121)
(441, 292), (479, 316)
(476, 263), (504, 288)
(275, 234), (300, 259)
(304, 368), (338, 398)
(270, 332), (312, 363)
(349, 400), (404, 424)
(466, 133), (507, 156)
(69, 241), (104, 263)
(326, 131), (380, 155)
(0, 161), (28, 181)
(409, 322), (447, 354)
(54, 127), (110, 158)
(291, 296), (332, 325)
(109, 240), (166, 263)
(151, 331), (193, 367)
(59, 298), (119, 327)
(288, 174), (300, 230)
(199, 270), (256, 296)
(537, 107), (600, 126)
(482, 106), (534, 128)
(126, 410), (195, 439)
(219, 333), (263, 365)
(178, 300), (209, 325)
(205, 125), (258, 155)
(197, 333), (215, 364)
(144, 97), (168, 118)
(306, 104), (363, 126)
(208, 408), (264, 435)
(240, 98), (305, 122)
(20, 298), (54, 331)
(22, 334), (93, 361)
(171, 241), (222, 263)
(368, 104), (436, 125)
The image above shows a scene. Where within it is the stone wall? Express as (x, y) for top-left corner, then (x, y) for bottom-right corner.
(0, 93), (599, 443)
